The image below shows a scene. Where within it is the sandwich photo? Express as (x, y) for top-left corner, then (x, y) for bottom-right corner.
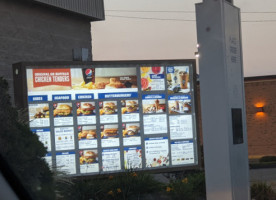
(79, 150), (98, 164)
(101, 125), (119, 138)
(99, 101), (117, 115)
(126, 100), (138, 113)
(121, 100), (139, 114)
(77, 102), (95, 116)
(102, 128), (118, 137)
(53, 104), (72, 117)
(123, 124), (140, 137)
(104, 102), (116, 114)
(78, 126), (97, 140)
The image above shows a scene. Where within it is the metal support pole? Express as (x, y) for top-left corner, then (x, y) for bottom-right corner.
(196, 0), (250, 199)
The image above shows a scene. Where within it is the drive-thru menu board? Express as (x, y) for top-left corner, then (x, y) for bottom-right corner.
(14, 60), (199, 176)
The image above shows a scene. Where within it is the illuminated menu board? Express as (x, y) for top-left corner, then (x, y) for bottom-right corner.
(20, 61), (199, 175)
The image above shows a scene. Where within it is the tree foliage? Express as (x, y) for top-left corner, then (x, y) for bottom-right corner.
(0, 77), (55, 200)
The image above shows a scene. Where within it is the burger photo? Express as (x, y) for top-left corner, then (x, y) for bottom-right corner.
(102, 128), (118, 137)
(77, 102), (95, 115)
(101, 124), (119, 138)
(83, 151), (96, 163)
(126, 100), (138, 113)
(124, 125), (139, 136)
(80, 150), (97, 164)
(103, 102), (116, 115)
(53, 104), (72, 117)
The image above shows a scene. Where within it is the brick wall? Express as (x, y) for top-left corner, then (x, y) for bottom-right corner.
(197, 77), (276, 158)
(0, 0), (93, 100)
(245, 78), (276, 157)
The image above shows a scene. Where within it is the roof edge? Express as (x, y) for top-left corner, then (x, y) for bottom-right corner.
(244, 75), (276, 82)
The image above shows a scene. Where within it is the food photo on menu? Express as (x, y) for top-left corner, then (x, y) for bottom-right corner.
(94, 67), (137, 90)
(27, 68), (137, 96)
(121, 100), (139, 114)
(79, 150), (98, 164)
(76, 102), (95, 116)
(28, 104), (50, 127)
(53, 103), (72, 117)
(142, 95), (166, 114)
(78, 126), (97, 140)
(99, 101), (117, 115)
(29, 104), (49, 119)
(122, 123), (140, 137)
(101, 124), (119, 139)
(168, 96), (192, 114)
(166, 66), (190, 94)
(140, 66), (165, 91)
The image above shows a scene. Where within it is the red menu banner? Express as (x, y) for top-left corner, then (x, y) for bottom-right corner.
(33, 69), (71, 88)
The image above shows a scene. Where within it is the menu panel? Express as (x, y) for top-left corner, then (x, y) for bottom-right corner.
(143, 114), (167, 134)
(53, 103), (73, 126)
(124, 147), (142, 169)
(56, 152), (76, 174)
(31, 128), (51, 151)
(78, 126), (97, 149)
(102, 148), (121, 172)
(101, 124), (119, 147)
(140, 66), (165, 91)
(79, 150), (99, 173)
(44, 153), (52, 169)
(76, 102), (96, 125)
(29, 104), (50, 127)
(54, 127), (75, 151)
(167, 66), (190, 94)
(145, 137), (169, 168)
(25, 62), (198, 176)
(169, 115), (193, 140)
(171, 140), (195, 165)
(121, 100), (140, 122)
(122, 123), (141, 146)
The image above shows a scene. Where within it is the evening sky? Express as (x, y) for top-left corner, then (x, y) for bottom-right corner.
(92, 0), (276, 77)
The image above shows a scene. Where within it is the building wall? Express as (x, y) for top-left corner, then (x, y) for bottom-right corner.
(197, 77), (276, 158)
(244, 78), (276, 158)
(0, 0), (93, 100)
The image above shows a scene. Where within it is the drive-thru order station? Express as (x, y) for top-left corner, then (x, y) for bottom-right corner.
(11, 0), (250, 199)
(196, 0), (250, 199)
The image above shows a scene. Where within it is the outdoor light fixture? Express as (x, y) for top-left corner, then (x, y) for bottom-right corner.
(195, 52), (200, 58)
(256, 106), (264, 113)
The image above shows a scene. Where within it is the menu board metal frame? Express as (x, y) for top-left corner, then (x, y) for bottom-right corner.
(13, 60), (201, 176)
